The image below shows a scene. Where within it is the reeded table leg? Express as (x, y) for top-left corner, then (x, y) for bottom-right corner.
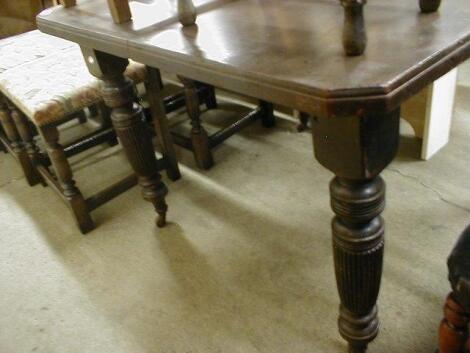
(341, 0), (367, 56)
(331, 177), (384, 353)
(82, 48), (168, 227)
(312, 108), (400, 353)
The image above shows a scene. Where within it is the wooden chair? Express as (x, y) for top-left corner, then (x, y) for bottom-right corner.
(54, 0), (274, 170)
(438, 224), (470, 353)
(341, 0), (442, 56)
(0, 30), (180, 233)
(56, 0), (197, 25)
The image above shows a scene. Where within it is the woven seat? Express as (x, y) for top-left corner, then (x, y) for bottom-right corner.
(0, 30), (146, 127)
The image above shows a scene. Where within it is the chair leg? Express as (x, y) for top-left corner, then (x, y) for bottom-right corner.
(0, 124), (7, 153)
(39, 124), (94, 234)
(420, 0), (441, 13)
(204, 84), (218, 110)
(260, 100), (275, 128)
(10, 106), (45, 185)
(0, 100), (41, 186)
(97, 102), (119, 146)
(146, 67), (181, 181)
(439, 293), (469, 353)
(76, 110), (87, 124)
(296, 112), (311, 132)
(180, 76), (214, 170)
(341, 0), (367, 56)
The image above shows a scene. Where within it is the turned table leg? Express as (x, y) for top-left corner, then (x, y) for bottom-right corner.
(312, 109), (400, 353)
(179, 76), (214, 170)
(82, 48), (168, 227)
(341, 0), (367, 56)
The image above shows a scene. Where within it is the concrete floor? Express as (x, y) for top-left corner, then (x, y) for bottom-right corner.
(1, 61), (470, 353)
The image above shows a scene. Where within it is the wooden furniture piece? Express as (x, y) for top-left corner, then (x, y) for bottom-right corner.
(438, 225), (470, 353)
(0, 30), (178, 233)
(341, 0), (442, 56)
(174, 77), (274, 169)
(54, 0), (267, 170)
(298, 68), (459, 160)
(37, 0), (470, 351)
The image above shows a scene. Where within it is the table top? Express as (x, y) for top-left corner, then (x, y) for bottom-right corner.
(37, 0), (470, 116)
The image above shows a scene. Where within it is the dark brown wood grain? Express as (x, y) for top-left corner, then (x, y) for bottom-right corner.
(36, 1), (469, 351)
(37, 0), (470, 116)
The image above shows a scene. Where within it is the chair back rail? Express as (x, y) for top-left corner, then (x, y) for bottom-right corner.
(55, 0), (196, 26)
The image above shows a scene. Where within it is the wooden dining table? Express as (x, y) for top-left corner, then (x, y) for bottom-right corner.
(37, 0), (470, 352)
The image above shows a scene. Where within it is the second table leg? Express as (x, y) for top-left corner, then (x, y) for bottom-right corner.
(82, 48), (168, 227)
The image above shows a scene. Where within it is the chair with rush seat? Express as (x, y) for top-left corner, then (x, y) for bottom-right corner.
(0, 30), (180, 233)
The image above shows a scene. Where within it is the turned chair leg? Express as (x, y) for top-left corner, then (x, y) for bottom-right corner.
(341, 0), (367, 56)
(204, 84), (218, 110)
(145, 66), (181, 181)
(438, 293), (469, 353)
(10, 106), (45, 186)
(0, 100), (41, 186)
(180, 76), (214, 170)
(260, 100), (275, 128)
(39, 124), (94, 233)
(420, 0), (441, 13)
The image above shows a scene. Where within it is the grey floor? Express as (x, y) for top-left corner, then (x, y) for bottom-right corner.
(1, 61), (470, 353)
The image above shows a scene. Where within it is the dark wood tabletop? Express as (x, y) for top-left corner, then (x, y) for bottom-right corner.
(36, 2), (470, 353)
(38, 0), (470, 115)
